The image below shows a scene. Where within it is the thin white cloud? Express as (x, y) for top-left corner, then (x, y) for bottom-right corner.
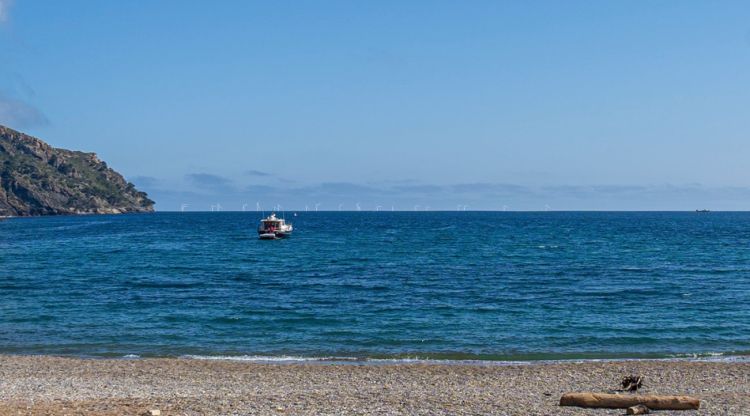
(0, 94), (49, 129)
(185, 173), (235, 193)
(0, 0), (13, 23)
(128, 176), (160, 188)
(245, 169), (272, 177)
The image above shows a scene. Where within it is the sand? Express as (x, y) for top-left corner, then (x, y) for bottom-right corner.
(0, 355), (748, 415)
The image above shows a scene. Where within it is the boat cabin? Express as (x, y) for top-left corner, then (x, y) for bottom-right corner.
(260, 213), (284, 231)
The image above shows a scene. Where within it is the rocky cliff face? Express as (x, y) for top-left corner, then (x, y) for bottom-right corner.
(0, 125), (154, 216)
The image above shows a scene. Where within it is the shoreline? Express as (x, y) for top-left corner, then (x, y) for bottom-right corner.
(5, 351), (750, 366)
(175, 352), (750, 365)
(1, 354), (748, 415)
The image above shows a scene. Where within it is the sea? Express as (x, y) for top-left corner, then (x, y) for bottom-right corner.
(1, 211), (749, 363)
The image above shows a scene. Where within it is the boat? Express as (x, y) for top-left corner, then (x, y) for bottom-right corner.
(695, 209), (710, 213)
(257, 212), (293, 239)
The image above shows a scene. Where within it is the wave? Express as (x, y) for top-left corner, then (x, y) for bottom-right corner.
(180, 355), (366, 363)
(177, 351), (750, 365)
(56, 221), (112, 229)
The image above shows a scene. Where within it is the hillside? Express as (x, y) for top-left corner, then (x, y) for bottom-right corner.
(0, 125), (154, 216)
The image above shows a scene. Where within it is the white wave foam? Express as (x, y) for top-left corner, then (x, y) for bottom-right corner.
(667, 352), (750, 362)
(180, 355), (364, 363)
(178, 353), (750, 365)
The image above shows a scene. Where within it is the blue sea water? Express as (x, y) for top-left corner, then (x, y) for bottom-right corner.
(1, 211), (750, 362)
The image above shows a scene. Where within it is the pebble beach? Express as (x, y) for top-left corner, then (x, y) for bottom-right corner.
(0, 355), (748, 415)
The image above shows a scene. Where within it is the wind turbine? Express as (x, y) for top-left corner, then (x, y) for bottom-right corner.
(315, 203), (321, 212)
(338, 203), (343, 211)
(242, 203), (248, 212)
(414, 205), (420, 211)
(256, 202), (261, 212)
(305, 205), (309, 212)
(180, 203), (189, 212)
(356, 202), (361, 211)
(376, 205), (382, 212)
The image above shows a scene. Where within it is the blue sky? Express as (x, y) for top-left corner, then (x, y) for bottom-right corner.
(1, 1), (750, 210)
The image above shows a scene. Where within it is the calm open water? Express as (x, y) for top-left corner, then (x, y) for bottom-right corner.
(1, 212), (749, 361)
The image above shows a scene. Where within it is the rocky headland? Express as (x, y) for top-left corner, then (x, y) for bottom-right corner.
(0, 125), (154, 216)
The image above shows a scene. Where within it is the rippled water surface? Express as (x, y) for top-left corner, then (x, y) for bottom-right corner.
(1, 212), (749, 360)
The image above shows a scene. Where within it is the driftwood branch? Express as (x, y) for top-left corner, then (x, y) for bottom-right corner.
(559, 392), (700, 410)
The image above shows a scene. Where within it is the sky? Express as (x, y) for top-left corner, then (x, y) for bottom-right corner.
(1, 0), (750, 211)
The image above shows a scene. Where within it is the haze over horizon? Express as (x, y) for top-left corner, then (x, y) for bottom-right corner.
(2, 1), (750, 210)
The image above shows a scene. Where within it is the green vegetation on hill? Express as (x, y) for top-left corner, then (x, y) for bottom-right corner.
(0, 125), (154, 216)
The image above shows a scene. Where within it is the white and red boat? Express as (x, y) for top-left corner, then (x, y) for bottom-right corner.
(257, 213), (293, 239)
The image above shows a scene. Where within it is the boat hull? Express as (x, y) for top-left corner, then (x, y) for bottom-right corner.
(258, 231), (292, 240)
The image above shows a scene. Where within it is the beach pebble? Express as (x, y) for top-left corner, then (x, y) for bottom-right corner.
(0, 356), (747, 415)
